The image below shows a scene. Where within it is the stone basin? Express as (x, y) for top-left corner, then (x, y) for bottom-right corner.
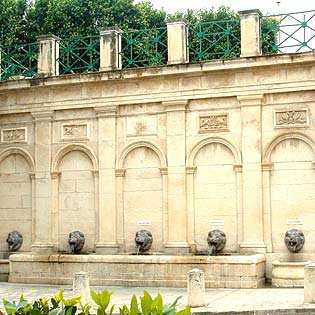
(9, 253), (265, 288)
(272, 260), (312, 287)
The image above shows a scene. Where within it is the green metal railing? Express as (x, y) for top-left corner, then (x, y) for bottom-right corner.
(0, 42), (38, 80)
(120, 27), (168, 68)
(261, 10), (315, 54)
(188, 19), (241, 62)
(57, 35), (100, 74)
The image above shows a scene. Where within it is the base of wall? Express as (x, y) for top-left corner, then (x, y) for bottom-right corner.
(9, 253), (265, 288)
(0, 259), (9, 282)
(272, 260), (312, 287)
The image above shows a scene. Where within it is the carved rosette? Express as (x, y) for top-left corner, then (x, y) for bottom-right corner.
(199, 114), (228, 132)
(274, 110), (308, 128)
(1, 128), (27, 143)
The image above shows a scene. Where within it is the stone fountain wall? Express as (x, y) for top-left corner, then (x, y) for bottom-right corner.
(1, 52), (315, 283)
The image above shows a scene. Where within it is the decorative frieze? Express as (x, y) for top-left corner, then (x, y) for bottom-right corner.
(274, 110), (308, 128)
(127, 116), (157, 136)
(199, 113), (228, 132)
(62, 124), (89, 139)
(1, 128), (27, 143)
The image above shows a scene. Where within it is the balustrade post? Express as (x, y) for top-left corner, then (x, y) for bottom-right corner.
(99, 27), (122, 71)
(166, 19), (188, 64)
(238, 10), (262, 57)
(37, 35), (60, 77)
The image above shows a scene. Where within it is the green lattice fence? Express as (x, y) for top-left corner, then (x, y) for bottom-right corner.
(188, 18), (241, 62)
(261, 10), (315, 54)
(120, 27), (168, 68)
(58, 35), (100, 74)
(0, 42), (38, 81)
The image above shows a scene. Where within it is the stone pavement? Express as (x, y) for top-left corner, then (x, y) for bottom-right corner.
(0, 282), (315, 314)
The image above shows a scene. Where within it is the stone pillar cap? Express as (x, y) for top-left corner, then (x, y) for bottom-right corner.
(99, 26), (123, 34)
(36, 34), (60, 41)
(238, 9), (262, 16)
(166, 18), (188, 25)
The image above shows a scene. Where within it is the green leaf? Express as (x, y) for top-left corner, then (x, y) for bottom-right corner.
(175, 306), (191, 315)
(140, 291), (153, 315)
(130, 295), (139, 315)
(3, 300), (17, 314)
(152, 294), (163, 314)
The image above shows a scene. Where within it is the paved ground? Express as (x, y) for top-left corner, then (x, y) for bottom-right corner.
(0, 282), (315, 314)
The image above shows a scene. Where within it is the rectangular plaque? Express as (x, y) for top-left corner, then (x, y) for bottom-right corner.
(287, 219), (303, 225)
(209, 219), (224, 226)
(62, 124), (88, 139)
(1, 128), (27, 143)
(137, 220), (152, 226)
(199, 113), (228, 132)
(274, 110), (308, 128)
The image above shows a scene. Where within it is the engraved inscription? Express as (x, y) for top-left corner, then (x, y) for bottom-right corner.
(275, 110), (308, 126)
(1, 128), (26, 143)
(199, 114), (228, 132)
(62, 124), (88, 138)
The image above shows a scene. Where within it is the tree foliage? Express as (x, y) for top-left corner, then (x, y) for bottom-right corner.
(0, 0), (167, 45)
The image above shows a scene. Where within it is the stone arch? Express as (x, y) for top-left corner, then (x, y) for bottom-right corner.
(0, 147), (35, 173)
(52, 144), (98, 172)
(263, 132), (315, 163)
(187, 137), (242, 167)
(117, 141), (167, 169)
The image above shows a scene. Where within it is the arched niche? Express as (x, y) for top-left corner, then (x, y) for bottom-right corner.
(265, 133), (315, 253)
(51, 144), (98, 252)
(0, 148), (34, 254)
(186, 137), (242, 253)
(120, 144), (165, 253)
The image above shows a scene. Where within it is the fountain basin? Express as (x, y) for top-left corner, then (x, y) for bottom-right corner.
(272, 260), (312, 287)
(9, 253), (265, 288)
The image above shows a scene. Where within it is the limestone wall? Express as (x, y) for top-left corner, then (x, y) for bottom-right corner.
(1, 52), (315, 273)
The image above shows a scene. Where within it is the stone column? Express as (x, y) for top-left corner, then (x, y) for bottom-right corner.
(305, 263), (315, 303)
(262, 163), (273, 253)
(94, 106), (119, 254)
(186, 167), (196, 252)
(163, 100), (190, 254)
(160, 167), (169, 247)
(234, 165), (243, 248)
(37, 35), (60, 76)
(31, 111), (54, 254)
(187, 269), (206, 307)
(238, 10), (262, 57)
(115, 168), (125, 251)
(166, 20), (188, 64)
(238, 95), (266, 254)
(99, 27), (122, 71)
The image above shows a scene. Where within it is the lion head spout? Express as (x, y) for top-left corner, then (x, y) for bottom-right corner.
(135, 230), (153, 253)
(6, 231), (23, 251)
(207, 229), (226, 256)
(68, 231), (85, 254)
(284, 229), (305, 253)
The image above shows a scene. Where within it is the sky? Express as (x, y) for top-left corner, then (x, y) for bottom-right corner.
(135, 0), (314, 15)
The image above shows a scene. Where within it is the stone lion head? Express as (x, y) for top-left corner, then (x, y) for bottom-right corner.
(6, 231), (23, 251)
(135, 230), (153, 252)
(207, 229), (226, 256)
(284, 229), (305, 253)
(68, 231), (85, 254)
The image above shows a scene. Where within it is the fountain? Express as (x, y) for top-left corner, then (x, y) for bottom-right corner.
(8, 229), (265, 288)
(272, 229), (311, 287)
